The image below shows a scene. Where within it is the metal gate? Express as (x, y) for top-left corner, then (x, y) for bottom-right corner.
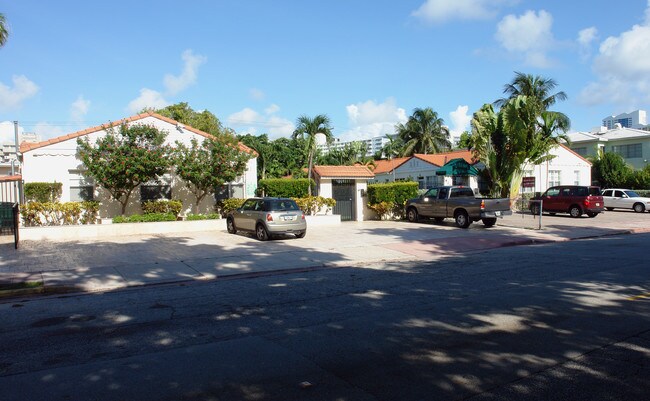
(332, 179), (356, 221)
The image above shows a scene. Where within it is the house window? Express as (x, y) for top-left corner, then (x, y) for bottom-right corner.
(141, 174), (172, 202)
(215, 183), (244, 200)
(611, 143), (642, 158)
(549, 170), (561, 187)
(574, 170), (580, 185)
(573, 147), (587, 156)
(69, 171), (94, 201)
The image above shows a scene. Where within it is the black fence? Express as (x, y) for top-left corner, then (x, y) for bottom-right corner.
(0, 202), (19, 249)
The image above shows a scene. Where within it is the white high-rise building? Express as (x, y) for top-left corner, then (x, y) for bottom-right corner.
(602, 110), (647, 130)
(319, 135), (393, 157)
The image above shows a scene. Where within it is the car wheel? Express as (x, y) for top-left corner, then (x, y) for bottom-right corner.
(226, 217), (237, 234)
(433, 217), (444, 224)
(569, 205), (582, 218)
(606, 207), (614, 211)
(255, 224), (269, 241)
(482, 217), (497, 227)
(633, 203), (645, 213)
(295, 231), (306, 239)
(530, 204), (541, 215)
(454, 210), (471, 228)
(586, 212), (598, 218)
(407, 207), (419, 223)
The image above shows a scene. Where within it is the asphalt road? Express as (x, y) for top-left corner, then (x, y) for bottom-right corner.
(1, 233), (649, 401)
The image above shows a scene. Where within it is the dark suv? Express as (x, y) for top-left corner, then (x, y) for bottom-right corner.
(226, 197), (306, 240)
(529, 186), (604, 218)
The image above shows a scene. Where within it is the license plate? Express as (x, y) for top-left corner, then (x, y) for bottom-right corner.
(495, 211), (501, 216)
(596, 203), (600, 206)
(282, 216), (293, 221)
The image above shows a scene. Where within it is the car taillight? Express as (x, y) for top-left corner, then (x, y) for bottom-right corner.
(584, 199), (591, 207)
(266, 213), (273, 222)
(301, 213), (305, 220)
(480, 199), (485, 210)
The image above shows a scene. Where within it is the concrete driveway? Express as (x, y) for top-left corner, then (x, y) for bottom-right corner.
(1, 210), (649, 297)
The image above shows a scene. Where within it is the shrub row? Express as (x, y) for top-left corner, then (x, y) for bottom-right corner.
(257, 178), (314, 198)
(292, 196), (336, 216)
(186, 213), (221, 221)
(142, 200), (183, 216)
(21, 201), (99, 227)
(112, 213), (177, 223)
(24, 182), (63, 203)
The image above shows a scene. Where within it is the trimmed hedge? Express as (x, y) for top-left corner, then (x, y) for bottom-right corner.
(142, 200), (182, 216)
(24, 182), (63, 203)
(112, 213), (177, 223)
(186, 213), (221, 221)
(21, 201), (99, 226)
(367, 182), (419, 205)
(257, 178), (314, 198)
(216, 198), (246, 215)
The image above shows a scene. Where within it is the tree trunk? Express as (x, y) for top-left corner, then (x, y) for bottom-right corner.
(307, 150), (314, 196)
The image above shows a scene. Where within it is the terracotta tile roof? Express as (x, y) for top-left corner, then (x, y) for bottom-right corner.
(372, 157), (410, 174)
(413, 150), (477, 166)
(312, 165), (375, 179)
(19, 111), (257, 156)
(0, 175), (22, 182)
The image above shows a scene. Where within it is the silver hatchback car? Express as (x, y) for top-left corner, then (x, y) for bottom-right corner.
(226, 197), (307, 240)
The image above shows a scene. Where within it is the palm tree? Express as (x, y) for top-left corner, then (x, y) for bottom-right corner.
(494, 71), (568, 111)
(292, 114), (333, 195)
(397, 107), (451, 156)
(0, 13), (9, 47)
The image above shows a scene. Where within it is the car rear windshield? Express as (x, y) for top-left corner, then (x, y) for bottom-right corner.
(450, 187), (475, 198)
(268, 200), (300, 211)
(588, 187), (601, 195)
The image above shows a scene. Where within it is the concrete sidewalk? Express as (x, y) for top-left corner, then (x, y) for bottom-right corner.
(1, 215), (647, 298)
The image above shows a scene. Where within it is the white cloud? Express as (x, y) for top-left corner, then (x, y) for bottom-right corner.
(33, 122), (66, 140)
(412, 0), (517, 24)
(265, 104), (280, 115)
(163, 49), (207, 96)
(250, 88), (265, 101)
(449, 105), (472, 141)
(495, 10), (555, 68)
(577, 27), (598, 60)
(0, 75), (39, 110)
(227, 106), (294, 139)
(579, 2), (650, 106)
(70, 95), (90, 121)
(127, 88), (169, 113)
(338, 98), (407, 142)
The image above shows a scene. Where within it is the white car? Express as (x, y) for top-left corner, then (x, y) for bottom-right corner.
(601, 189), (650, 213)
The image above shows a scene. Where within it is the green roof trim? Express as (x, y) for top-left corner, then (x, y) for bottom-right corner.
(435, 158), (479, 176)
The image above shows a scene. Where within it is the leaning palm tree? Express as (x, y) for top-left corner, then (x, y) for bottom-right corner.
(0, 13), (9, 47)
(292, 114), (333, 195)
(397, 107), (451, 156)
(494, 71), (568, 112)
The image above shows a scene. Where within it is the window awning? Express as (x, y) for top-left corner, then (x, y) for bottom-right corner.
(435, 158), (479, 176)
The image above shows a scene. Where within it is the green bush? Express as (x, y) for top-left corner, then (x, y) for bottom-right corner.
(186, 213), (221, 221)
(141, 200), (182, 216)
(112, 213), (177, 223)
(216, 198), (245, 215)
(367, 201), (396, 220)
(367, 182), (419, 205)
(24, 182), (63, 203)
(257, 178), (314, 198)
(20, 201), (99, 226)
(292, 196), (336, 215)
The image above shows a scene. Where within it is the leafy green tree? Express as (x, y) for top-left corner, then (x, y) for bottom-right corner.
(396, 107), (451, 156)
(456, 131), (472, 149)
(77, 124), (171, 215)
(590, 151), (632, 188)
(156, 103), (224, 137)
(292, 114), (334, 195)
(375, 134), (404, 160)
(0, 13), (8, 47)
(495, 71), (568, 111)
(238, 133), (272, 179)
(174, 136), (250, 213)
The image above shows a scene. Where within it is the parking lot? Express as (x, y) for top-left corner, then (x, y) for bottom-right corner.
(1, 209), (649, 297)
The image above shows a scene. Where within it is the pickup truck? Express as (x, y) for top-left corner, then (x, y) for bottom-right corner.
(405, 186), (512, 228)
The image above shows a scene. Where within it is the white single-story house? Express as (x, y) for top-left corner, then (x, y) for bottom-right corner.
(312, 165), (374, 222)
(520, 144), (592, 194)
(371, 150), (481, 190)
(20, 112), (258, 217)
(370, 146), (591, 195)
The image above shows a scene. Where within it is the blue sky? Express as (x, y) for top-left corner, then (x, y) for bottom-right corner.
(2, 0), (650, 145)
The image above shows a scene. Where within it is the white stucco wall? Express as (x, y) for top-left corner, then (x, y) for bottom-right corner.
(21, 116), (257, 217)
(521, 145), (591, 194)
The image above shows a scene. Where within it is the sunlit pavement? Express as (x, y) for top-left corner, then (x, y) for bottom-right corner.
(1, 210), (649, 297)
